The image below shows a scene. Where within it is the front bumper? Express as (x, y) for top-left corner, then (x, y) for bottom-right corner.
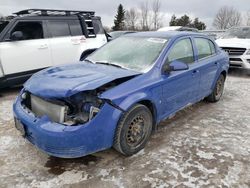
(228, 55), (250, 70)
(13, 95), (123, 158)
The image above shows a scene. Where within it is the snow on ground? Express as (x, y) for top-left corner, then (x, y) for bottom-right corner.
(0, 73), (249, 188)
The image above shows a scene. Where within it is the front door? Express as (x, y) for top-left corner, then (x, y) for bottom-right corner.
(160, 37), (200, 118)
(0, 21), (52, 75)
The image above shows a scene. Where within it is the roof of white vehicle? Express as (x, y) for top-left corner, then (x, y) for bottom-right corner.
(157, 26), (182, 31)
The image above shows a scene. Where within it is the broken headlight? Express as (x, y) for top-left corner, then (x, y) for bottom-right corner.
(65, 92), (103, 125)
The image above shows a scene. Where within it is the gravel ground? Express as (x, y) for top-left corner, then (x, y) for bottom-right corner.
(0, 71), (249, 188)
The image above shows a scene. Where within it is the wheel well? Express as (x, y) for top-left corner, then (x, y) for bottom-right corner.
(221, 70), (227, 79)
(138, 100), (157, 131)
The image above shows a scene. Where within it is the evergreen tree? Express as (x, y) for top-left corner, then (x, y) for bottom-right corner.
(192, 18), (206, 30)
(112, 4), (126, 31)
(169, 14), (206, 30)
(169, 14), (177, 26)
(177, 15), (192, 26)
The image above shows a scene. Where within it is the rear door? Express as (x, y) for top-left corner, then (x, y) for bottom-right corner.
(193, 37), (219, 98)
(0, 20), (52, 75)
(46, 19), (84, 65)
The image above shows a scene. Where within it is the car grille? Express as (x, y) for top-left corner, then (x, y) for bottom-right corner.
(221, 47), (246, 56)
(30, 94), (67, 123)
(230, 58), (242, 62)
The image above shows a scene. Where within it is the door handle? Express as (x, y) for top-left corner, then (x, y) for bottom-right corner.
(38, 44), (48, 49)
(192, 70), (199, 77)
(192, 70), (199, 74)
(71, 38), (81, 45)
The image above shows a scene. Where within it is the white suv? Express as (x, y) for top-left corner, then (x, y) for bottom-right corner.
(0, 9), (107, 88)
(216, 26), (250, 73)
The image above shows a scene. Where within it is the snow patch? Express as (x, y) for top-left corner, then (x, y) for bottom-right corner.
(196, 150), (215, 160)
(29, 170), (86, 188)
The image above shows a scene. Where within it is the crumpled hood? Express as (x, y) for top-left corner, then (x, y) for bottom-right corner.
(216, 38), (250, 49)
(24, 63), (140, 99)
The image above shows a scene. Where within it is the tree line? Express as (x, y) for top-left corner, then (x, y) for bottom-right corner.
(112, 0), (166, 31)
(112, 3), (250, 32)
(112, 1), (207, 31)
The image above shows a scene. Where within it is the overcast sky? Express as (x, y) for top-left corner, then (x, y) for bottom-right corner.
(0, 0), (249, 29)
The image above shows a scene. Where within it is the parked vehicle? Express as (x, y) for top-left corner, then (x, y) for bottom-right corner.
(158, 26), (199, 32)
(108, 31), (136, 40)
(13, 31), (229, 158)
(216, 26), (250, 72)
(201, 30), (225, 40)
(0, 9), (107, 88)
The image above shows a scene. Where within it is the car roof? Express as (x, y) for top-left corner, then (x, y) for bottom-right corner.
(125, 31), (207, 39)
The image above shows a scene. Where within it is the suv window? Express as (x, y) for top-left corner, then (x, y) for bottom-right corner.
(68, 20), (83, 36)
(0, 21), (9, 33)
(93, 19), (104, 34)
(10, 21), (44, 40)
(195, 38), (215, 59)
(48, 21), (70, 37)
(167, 38), (194, 64)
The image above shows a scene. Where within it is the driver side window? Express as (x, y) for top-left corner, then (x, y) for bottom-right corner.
(167, 38), (194, 64)
(10, 21), (44, 41)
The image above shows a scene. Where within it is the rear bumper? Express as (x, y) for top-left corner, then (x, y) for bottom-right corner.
(13, 94), (122, 158)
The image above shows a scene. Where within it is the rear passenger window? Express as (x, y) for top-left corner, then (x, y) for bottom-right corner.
(48, 21), (70, 37)
(209, 40), (216, 54)
(167, 38), (194, 64)
(68, 20), (83, 36)
(195, 38), (215, 59)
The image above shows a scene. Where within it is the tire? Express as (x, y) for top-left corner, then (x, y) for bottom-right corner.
(113, 104), (153, 156)
(205, 74), (225, 103)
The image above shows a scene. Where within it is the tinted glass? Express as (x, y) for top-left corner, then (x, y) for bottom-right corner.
(0, 21), (9, 33)
(11, 21), (44, 40)
(209, 40), (216, 54)
(92, 19), (104, 34)
(195, 38), (212, 59)
(48, 21), (70, 37)
(68, 20), (82, 36)
(167, 38), (194, 64)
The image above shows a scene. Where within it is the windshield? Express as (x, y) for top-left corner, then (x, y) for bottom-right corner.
(0, 21), (9, 33)
(222, 27), (250, 39)
(87, 36), (168, 72)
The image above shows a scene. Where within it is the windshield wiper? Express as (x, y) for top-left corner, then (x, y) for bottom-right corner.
(84, 59), (95, 64)
(95, 61), (127, 69)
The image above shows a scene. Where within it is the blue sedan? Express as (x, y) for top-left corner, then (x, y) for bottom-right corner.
(13, 31), (229, 158)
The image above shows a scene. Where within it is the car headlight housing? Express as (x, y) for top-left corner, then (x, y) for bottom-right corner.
(245, 49), (250, 55)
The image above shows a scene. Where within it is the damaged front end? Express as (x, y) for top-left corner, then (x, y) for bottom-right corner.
(13, 63), (141, 157)
(20, 76), (135, 126)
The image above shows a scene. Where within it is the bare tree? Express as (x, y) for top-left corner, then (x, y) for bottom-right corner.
(125, 8), (138, 30)
(213, 6), (242, 29)
(246, 11), (250, 26)
(0, 13), (5, 21)
(140, 1), (150, 31)
(152, 0), (162, 30)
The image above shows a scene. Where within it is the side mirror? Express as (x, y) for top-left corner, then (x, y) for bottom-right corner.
(163, 60), (189, 74)
(10, 31), (24, 41)
(80, 48), (97, 61)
